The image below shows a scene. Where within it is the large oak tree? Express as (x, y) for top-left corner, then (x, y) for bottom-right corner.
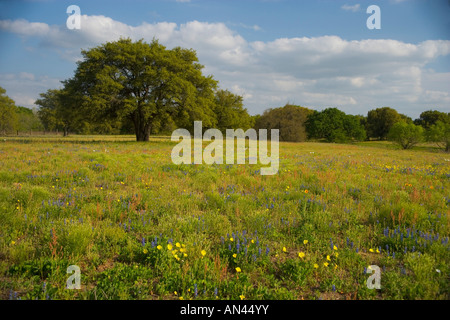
(69, 38), (218, 141)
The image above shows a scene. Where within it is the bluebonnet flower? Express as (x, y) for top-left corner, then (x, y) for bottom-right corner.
(214, 288), (218, 296)
(194, 284), (198, 297)
(332, 285), (336, 292)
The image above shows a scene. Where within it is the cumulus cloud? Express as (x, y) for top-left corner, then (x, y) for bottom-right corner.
(0, 73), (62, 108)
(0, 15), (449, 118)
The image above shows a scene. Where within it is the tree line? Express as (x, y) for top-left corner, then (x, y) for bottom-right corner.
(0, 87), (43, 135)
(254, 104), (449, 152)
(0, 38), (448, 151)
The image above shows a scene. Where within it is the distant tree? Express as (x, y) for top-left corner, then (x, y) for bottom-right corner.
(427, 119), (450, 152)
(387, 121), (424, 150)
(16, 106), (43, 132)
(366, 107), (406, 140)
(0, 86), (18, 134)
(68, 38), (218, 141)
(213, 89), (252, 132)
(305, 107), (366, 143)
(35, 89), (66, 134)
(414, 110), (449, 130)
(255, 104), (313, 142)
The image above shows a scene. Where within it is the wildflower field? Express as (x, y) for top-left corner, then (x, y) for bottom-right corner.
(1, 136), (449, 300)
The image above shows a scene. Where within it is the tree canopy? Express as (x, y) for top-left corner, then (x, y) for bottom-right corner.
(67, 38), (219, 141)
(255, 104), (313, 142)
(388, 121), (424, 150)
(414, 110), (450, 130)
(305, 107), (366, 143)
(427, 118), (450, 152)
(366, 107), (410, 140)
(0, 86), (18, 134)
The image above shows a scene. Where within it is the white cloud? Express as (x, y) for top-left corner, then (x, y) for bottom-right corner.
(0, 73), (62, 108)
(341, 4), (361, 12)
(1, 16), (449, 118)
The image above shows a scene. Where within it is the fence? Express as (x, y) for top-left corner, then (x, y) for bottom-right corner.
(0, 130), (66, 137)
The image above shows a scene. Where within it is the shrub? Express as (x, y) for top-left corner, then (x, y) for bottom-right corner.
(387, 121), (424, 149)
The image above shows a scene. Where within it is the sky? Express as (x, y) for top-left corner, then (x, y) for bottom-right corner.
(0, 0), (449, 119)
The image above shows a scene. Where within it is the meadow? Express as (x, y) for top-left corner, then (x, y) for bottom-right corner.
(0, 135), (449, 300)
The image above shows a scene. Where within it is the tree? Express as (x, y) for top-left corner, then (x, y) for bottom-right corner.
(213, 89), (252, 132)
(255, 104), (313, 142)
(387, 121), (424, 150)
(366, 107), (406, 140)
(414, 110), (449, 130)
(16, 106), (43, 133)
(427, 120), (450, 152)
(305, 108), (366, 143)
(36, 89), (66, 134)
(69, 38), (218, 141)
(0, 86), (18, 134)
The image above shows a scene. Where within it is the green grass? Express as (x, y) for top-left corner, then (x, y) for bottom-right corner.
(0, 136), (449, 300)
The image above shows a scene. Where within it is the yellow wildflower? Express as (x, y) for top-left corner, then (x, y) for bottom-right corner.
(324, 262), (329, 267)
(176, 242), (181, 248)
(201, 250), (206, 256)
(233, 253), (237, 258)
(282, 247), (287, 252)
(326, 255), (331, 261)
(167, 244), (173, 250)
(240, 295), (245, 300)
(143, 249), (148, 254)
(298, 252), (305, 258)
(303, 240), (308, 245)
(314, 264), (319, 269)
(157, 245), (162, 250)
(235, 267), (241, 273)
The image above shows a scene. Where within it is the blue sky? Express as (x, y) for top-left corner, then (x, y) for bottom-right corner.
(0, 0), (449, 118)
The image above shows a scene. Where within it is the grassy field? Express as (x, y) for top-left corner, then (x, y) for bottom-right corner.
(0, 135), (449, 300)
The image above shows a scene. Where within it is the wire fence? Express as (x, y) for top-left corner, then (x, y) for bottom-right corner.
(0, 131), (65, 137)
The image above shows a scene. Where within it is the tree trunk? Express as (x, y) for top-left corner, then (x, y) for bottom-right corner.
(135, 125), (150, 141)
(133, 111), (150, 142)
(63, 127), (68, 137)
